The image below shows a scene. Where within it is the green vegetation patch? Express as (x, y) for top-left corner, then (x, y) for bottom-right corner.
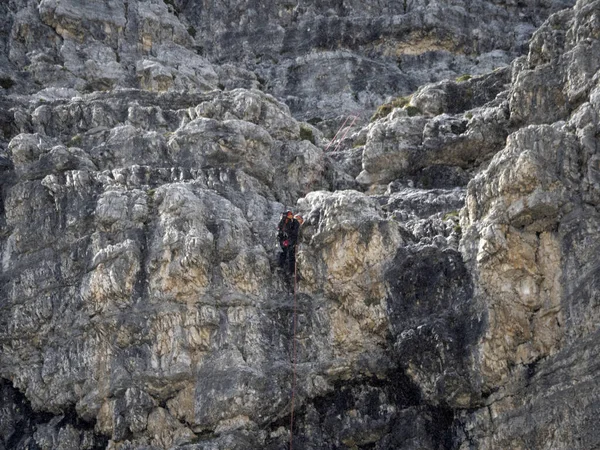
(68, 134), (82, 147)
(299, 124), (315, 144)
(370, 96), (414, 122)
(371, 103), (393, 122)
(456, 74), (472, 83)
(405, 105), (421, 117)
(443, 210), (459, 221)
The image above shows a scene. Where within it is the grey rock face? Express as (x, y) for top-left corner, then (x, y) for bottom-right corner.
(341, 66), (513, 189)
(179, 0), (573, 118)
(2, 0), (217, 96)
(455, 0), (600, 445)
(0, 87), (328, 448)
(357, 103), (510, 188)
(0, 0), (573, 121)
(0, 379), (107, 450)
(0, 81), (471, 447)
(2, 0), (600, 449)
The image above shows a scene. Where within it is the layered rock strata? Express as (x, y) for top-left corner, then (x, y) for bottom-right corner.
(1, 0), (600, 449)
(0, 0), (573, 121)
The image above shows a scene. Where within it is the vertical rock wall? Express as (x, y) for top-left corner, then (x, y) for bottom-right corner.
(1, 0), (600, 449)
(0, 0), (573, 120)
(457, 0), (600, 446)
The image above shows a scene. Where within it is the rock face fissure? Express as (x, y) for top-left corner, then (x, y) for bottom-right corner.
(0, 378), (110, 450)
(282, 375), (453, 450)
(2, 0), (600, 449)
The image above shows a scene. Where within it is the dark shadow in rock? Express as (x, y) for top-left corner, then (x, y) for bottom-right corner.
(0, 379), (109, 450)
(386, 245), (484, 409)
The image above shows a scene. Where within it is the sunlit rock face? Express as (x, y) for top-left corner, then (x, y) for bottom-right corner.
(1, 0), (600, 449)
(456, 0), (600, 446)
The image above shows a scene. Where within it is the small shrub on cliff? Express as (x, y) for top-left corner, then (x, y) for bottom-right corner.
(370, 96), (412, 122)
(299, 124), (315, 144)
(443, 210), (459, 221)
(405, 105), (421, 117)
(68, 134), (82, 147)
(371, 104), (392, 122)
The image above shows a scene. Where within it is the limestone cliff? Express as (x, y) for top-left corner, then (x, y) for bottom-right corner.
(1, 0), (600, 449)
(0, 0), (572, 120)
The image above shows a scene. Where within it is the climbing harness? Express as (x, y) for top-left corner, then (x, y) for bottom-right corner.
(289, 243), (298, 449)
(324, 114), (359, 153)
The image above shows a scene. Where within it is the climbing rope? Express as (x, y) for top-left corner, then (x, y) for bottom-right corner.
(324, 114), (359, 153)
(289, 244), (298, 449)
(332, 115), (358, 152)
(324, 115), (351, 152)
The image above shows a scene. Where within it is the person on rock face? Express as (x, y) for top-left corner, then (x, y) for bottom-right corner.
(277, 210), (300, 276)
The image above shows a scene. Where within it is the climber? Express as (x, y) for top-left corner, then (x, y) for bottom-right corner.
(277, 210), (300, 276)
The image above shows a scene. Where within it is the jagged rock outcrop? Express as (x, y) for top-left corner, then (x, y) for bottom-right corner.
(0, 379), (107, 450)
(0, 0), (573, 121)
(454, 0), (600, 446)
(2, 0), (600, 449)
(0, 89), (324, 449)
(0, 77), (469, 448)
(180, 0), (575, 119)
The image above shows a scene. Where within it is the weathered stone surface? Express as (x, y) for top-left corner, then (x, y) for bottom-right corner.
(455, 0), (600, 444)
(410, 67), (511, 117)
(2, 73), (466, 448)
(356, 99), (510, 187)
(2, 0), (600, 449)
(179, 0), (572, 118)
(0, 379), (107, 450)
(509, 0), (600, 125)
(0, 0), (573, 120)
(297, 190), (402, 368)
(456, 329), (600, 449)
